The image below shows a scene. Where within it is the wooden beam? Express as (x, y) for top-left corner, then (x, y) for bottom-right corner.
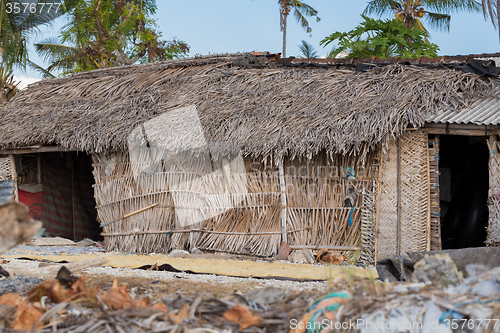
(417, 124), (499, 136)
(0, 146), (78, 155)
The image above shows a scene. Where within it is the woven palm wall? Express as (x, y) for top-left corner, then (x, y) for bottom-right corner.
(377, 140), (399, 259)
(94, 149), (378, 258)
(284, 152), (377, 260)
(428, 136), (442, 250)
(94, 151), (281, 255)
(399, 132), (429, 253)
(487, 137), (500, 246)
(0, 155), (15, 182)
(377, 131), (430, 259)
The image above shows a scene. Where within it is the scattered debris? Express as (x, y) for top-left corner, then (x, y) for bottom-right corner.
(0, 277), (41, 297)
(223, 304), (261, 330)
(8, 258), (107, 279)
(31, 237), (77, 246)
(412, 253), (464, 287)
(315, 250), (349, 265)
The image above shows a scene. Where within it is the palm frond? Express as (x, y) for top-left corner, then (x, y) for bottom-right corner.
(424, 12), (451, 31)
(423, 0), (481, 13)
(35, 38), (80, 62)
(290, 0), (320, 32)
(298, 40), (318, 58)
(363, 0), (403, 16)
(292, 8), (311, 31)
(27, 60), (55, 79)
(481, 0), (498, 25)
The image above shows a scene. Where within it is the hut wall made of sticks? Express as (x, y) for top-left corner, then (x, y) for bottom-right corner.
(94, 148), (379, 258)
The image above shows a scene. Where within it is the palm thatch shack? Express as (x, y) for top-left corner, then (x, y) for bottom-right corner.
(0, 53), (499, 263)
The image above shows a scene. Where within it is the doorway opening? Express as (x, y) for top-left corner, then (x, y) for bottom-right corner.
(16, 152), (101, 241)
(439, 135), (489, 249)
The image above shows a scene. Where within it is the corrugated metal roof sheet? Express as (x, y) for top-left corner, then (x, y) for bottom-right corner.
(426, 87), (500, 125)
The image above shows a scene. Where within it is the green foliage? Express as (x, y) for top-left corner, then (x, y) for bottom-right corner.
(320, 15), (439, 59)
(364, 0), (481, 32)
(297, 40), (317, 58)
(36, 0), (189, 76)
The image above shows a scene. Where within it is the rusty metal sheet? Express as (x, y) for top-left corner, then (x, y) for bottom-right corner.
(0, 180), (15, 203)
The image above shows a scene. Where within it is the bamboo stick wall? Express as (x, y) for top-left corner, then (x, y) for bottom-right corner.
(428, 136), (442, 250)
(376, 131), (430, 258)
(283, 153), (377, 260)
(94, 150), (378, 258)
(487, 136), (500, 246)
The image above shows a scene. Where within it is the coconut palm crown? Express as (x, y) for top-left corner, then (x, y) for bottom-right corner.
(364, 0), (481, 33)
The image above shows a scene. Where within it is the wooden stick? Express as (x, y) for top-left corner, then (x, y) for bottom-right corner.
(123, 203), (159, 219)
(278, 161), (288, 243)
(374, 150), (383, 264)
(426, 133), (431, 251)
(397, 137), (402, 256)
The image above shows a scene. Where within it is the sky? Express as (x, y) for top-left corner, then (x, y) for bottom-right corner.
(13, 0), (500, 89)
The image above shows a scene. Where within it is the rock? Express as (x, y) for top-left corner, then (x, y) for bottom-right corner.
(0, 202), (41, 254)
(244, 286), (292, 306)
(471, 279), (500, 297)
(168, 250), (190, 258)
(465, 263), (490, 277)
(288, 251), (307, 264)
(190, 248), (204, 255)
(232, 53), (272, 69)
(412, 253), (463, 287)
(275, 242), (291, 261)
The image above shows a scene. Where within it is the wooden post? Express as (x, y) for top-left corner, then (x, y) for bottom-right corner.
(374, 148), (384, 263)
(396, 137), (402, 256)
(278, 160), (288, 243)
(37, 156), (42, 184)
(72, 161), (76, 241)
(426, 134), (431, 251)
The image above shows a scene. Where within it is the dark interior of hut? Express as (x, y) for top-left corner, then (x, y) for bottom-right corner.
(439, 134), (489, 249)
(16, 152), (101, 241)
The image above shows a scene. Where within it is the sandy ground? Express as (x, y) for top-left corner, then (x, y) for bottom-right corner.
(1, 245), (377, 280)
(0, 244), (377, 299)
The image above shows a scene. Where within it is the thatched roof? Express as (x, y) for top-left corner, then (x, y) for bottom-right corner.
(0, 54), (496, 160)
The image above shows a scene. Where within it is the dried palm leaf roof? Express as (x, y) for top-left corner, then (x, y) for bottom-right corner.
(0, 54), (495, 160)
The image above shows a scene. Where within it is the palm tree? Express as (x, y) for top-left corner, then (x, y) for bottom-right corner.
(279, 0), (320, 58)
(364, 0), (481, 33)
(481, 0), (500, 41)
(298, 40), (318, 58)
(0, 0), (58, 102)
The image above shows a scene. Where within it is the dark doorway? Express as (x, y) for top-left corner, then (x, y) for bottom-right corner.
(17, 152), (101, 241)
(440, 135), (489, 249)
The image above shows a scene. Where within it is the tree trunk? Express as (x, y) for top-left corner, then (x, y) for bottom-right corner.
(282, 13), (287, 58)
(497, 0), (500, 43)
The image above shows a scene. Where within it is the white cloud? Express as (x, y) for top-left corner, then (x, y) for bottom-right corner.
(12, 75), (41, 90)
